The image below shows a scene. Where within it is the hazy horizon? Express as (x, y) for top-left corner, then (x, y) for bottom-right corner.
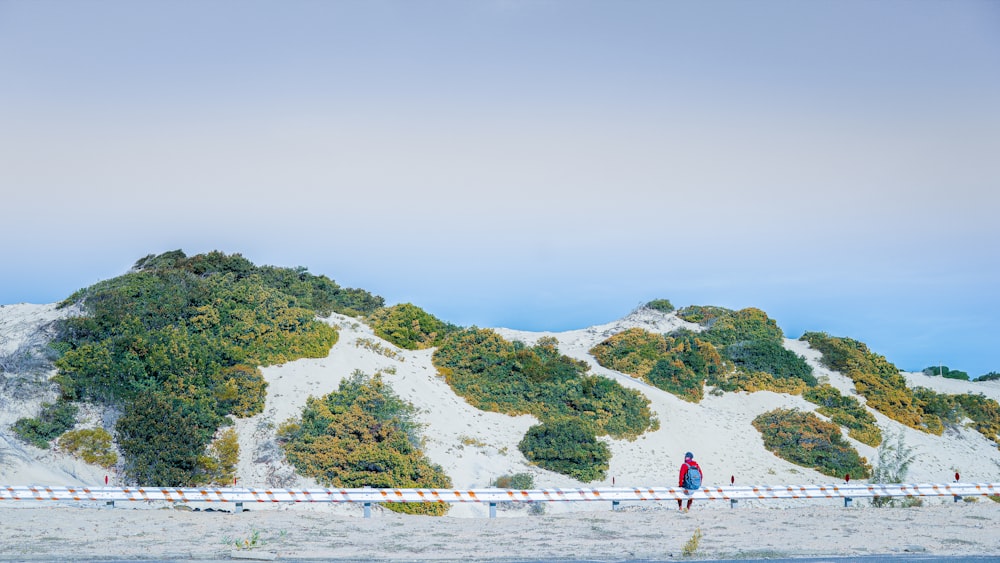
(1, 1), (998, 376)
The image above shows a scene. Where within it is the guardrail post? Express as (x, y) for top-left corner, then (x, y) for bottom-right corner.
(363, 485), (372, 518)
(489, 502), (497, 518)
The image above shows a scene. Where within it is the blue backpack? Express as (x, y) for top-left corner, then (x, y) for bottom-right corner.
(683, 463), (702, 489)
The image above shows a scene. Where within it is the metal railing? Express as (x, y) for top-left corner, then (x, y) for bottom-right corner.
(3, 482), (997, 517)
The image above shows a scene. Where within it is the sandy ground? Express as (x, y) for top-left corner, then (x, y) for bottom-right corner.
(0, 499), (998, 561)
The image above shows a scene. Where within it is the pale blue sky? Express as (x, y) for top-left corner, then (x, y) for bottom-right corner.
(1, 1), (998, 375)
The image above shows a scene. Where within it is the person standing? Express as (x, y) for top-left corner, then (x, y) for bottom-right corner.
(677, 451), (702, 512)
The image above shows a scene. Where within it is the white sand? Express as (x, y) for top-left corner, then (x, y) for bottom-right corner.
(1, 303), (999, 560)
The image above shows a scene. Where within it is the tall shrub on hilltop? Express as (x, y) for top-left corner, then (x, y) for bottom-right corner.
(368, 303), (459, 350)
(698, 307), (785, 347)
(50, 250), (383, 486)
(589, 328), (722, 403)
(278, 371), (451, 515)
(673, 306), (813, 394)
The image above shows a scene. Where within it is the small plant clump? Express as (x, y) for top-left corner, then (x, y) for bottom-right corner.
(12, 400), (78, 449)
(682, 527), (703, 557)
(492, 472), (535, 490)
(644, 299), (675, 313)
(57, 427), (118, 468)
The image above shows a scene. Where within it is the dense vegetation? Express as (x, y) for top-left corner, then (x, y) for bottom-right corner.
(591, 307), (813, 400)
(12, 399), (78, 448)
(803, 384), (882, 446)
(518, 418), (610, 482)
(56, 427), (118, 468)
(921, 365), (970, 381)
(693, 307), (785, 347)
(588, 328), (722, 402)
(752, 408), (872, 479)
(800, 332), (930, 432)
(644, 299), (675, 313)
(802, 332), (1000, 446)
(46, 250), (383, 486)
(433, 329), (656, 481)
(367, 303), (459, 350)
(278, 371), (451, 515)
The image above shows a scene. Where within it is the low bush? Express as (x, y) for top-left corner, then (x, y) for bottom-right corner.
(12, 400), (79, 449)
(752, 408), (871, 479)
(278, 371), (451, 515)
(803, 384), (882, 447)
(723, 340), (816, 387)
(675, 305), (732, 325)
(368, 303), (459, 350)
(644, 299), (675, 313)
(518, 418), (610, 482)
(492, 472), (535, 489)
(57, 427), (118, 468)
(922, 365), (970, 381)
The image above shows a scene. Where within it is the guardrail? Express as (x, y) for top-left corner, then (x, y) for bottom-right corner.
(3, 483), (997, 517)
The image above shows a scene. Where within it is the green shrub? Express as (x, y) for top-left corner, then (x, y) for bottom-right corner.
(951, 393), (1000, 443)
(12, 400), (79, 449)
(589, 328), (722, 403)
(518, 418), (610, 482)
(803, 384), (882, 447)
(493, 472), (535, 489)
(708, 368), (809, 395)
(975, 372), (1000, 382)
(644, 299), (675, 313)
(368, 303), (459, 350)
(698, 308), (785, 347)
(723, 340), (816, 387)
(199, 428), (240, 486)
(278, 371), (451, 515)
(57, 427), (118, 468)
(922, 365), (970, 381)
(752, 408), (871, 479)
(115, 390), (224, 486)
(675, 305), (732, 325)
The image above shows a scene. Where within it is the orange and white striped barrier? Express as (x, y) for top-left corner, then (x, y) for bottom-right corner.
(2, 483), (996, 516)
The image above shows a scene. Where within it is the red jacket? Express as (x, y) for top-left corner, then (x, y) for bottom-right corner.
(679, 460), (702, 488)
